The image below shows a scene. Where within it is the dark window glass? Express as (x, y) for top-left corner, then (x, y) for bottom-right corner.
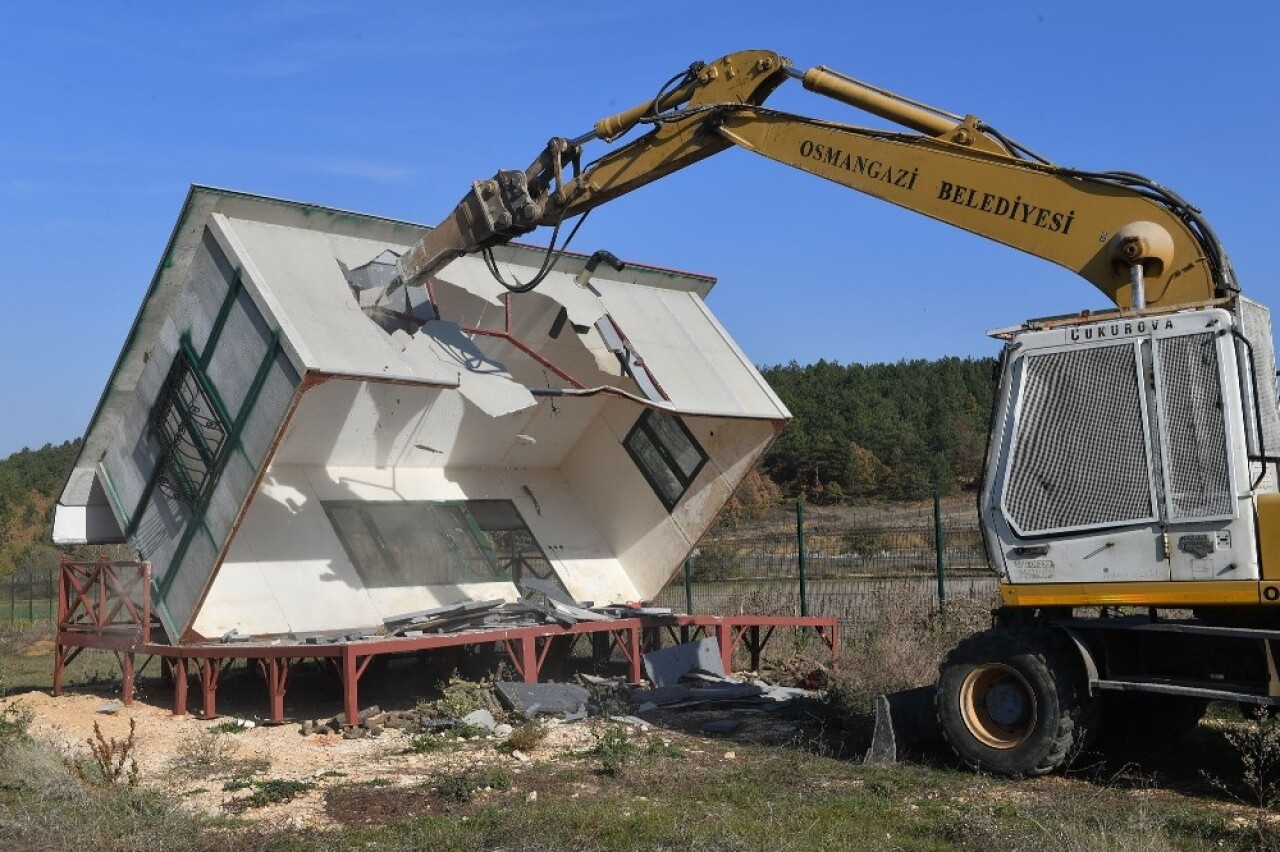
(323, 499), (556, 589)
(623, 410), (708, 512)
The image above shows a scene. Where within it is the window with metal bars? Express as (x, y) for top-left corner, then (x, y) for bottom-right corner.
(624, 409), (708, 512)
(149, 350), (227, 504)
(323, 499), (554, 588)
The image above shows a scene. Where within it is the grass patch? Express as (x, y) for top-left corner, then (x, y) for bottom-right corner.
(405, 732), (448, 754)
(207, 719), (252, 735)
(169, 729), (270, 781)
(435, 767), (512, 804)
(223, 777), (315, 811)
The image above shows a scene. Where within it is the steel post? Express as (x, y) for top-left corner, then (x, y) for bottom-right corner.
(683, 559), (693, 616)
(796, 501), (809, 617)
(934, 490), (948, 609)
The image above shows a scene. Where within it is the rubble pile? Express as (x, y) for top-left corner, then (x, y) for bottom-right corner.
(297, 639), (822, 740)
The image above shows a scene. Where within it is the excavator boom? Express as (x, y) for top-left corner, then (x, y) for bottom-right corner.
(399, 49), (1233, 310)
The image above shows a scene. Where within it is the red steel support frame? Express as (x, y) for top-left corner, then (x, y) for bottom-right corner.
(54, 558), (153, 704)
(53, 600), (838, 726)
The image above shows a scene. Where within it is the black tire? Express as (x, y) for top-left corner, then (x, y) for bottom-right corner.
(1098, 692), (1207, 751)
(936, 627), (1092, 777)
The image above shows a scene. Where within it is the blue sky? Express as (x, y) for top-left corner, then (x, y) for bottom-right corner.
(1, 2), (1276, 458)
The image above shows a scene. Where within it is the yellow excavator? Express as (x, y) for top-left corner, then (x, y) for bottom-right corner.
(398, 49), (1280, 776)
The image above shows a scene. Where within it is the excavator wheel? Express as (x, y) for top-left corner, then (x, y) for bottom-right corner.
(936, 627), (1092, 777)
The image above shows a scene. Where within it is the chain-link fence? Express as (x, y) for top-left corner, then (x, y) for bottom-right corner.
(3, 499), (997, 634)
(654, 498), (998, 636)
(1, 564), (58, 626)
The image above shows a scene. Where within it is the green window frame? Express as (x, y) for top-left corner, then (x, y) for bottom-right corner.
(149, 349), (227, 504)
(623, 409), (708, 512)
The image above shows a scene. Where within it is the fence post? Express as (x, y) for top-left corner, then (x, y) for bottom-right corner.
(47, 567), (54, 624)
(683, 559), (693, 615)
(796, 501), (809, 617)
(933, 490), (948, 610)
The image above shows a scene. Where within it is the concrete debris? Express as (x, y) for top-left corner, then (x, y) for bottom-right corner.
(596, 604), (674, 618)
(495, 682), (590, 719)
(516, 577), (580, 606)
(221, 628), (252, 644)
(461, 708), (497, 733)
(549, 599), (614, 622)
(683, 669), (743, 685)
(382, 596), (631, 637)
(382, 599), (505, 632)
(608, 715), (651, 731)
(642, 638), (726, 687)
(96, 701), (123, 715)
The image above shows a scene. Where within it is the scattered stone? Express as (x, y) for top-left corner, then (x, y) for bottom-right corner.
(608, 715), (650, 731)
(493, 723), (514, 738)
(300, 720), (314, 736)
(723, 751), (736, 760)
(96, 701), (123, 715)
(526, 790), (538, 802)
(462, 708), (497, 733)
(511, 749), (530, 762)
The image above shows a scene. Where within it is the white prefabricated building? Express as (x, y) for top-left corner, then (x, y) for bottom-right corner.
(52, 187), (790, 643)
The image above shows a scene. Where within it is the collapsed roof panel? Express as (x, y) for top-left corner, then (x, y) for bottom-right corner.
(55, 187), (788, 642)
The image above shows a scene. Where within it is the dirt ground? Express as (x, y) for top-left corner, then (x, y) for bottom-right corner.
(0, 648), (800, 832)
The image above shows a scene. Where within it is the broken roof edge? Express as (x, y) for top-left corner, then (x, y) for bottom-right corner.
(182, 184), (719, 296)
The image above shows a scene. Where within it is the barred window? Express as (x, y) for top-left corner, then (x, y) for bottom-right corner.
(324, 499), (554, 589)
(150, 350), (227, 504)
(624, 409), (708, 512)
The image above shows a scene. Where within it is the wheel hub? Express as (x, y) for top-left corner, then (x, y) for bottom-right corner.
(959, 663), (1036, 749)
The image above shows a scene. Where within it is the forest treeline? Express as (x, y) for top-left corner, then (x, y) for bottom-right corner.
(0, 439), (81, 576)
(759, 357), (997, 502)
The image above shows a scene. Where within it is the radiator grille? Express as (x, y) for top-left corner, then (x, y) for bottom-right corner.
(1156, 333), (1233, 519)
(1240, 299), (1280, 493)
(1005, 343), (1153, 534)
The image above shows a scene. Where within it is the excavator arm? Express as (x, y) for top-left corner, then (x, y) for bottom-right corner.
(399, 49), (1234, 309)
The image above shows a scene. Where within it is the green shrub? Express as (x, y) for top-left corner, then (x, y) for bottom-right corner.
(592, 725), (638, 777)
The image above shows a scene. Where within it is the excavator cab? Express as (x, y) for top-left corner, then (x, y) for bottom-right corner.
(984, 298), (1280, 605)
